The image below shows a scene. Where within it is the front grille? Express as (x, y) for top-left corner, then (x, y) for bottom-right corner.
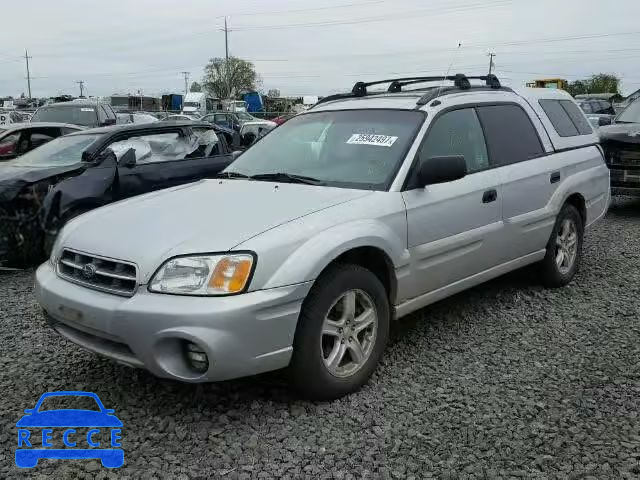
(57, 248), (138, 296)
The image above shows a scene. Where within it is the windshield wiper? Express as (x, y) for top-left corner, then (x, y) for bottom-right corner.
(249, 172), (325, 186)
(214, 171), (251, 180)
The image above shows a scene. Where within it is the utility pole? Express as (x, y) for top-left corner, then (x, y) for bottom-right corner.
(221, 17), (232, 98)
(75, 80), (85, 98)
(488, 52), (496, 75)
(24, 50), (32, 100)
(181, 71), (190, 97)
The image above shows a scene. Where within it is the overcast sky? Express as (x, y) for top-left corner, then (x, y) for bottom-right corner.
(2, 0), (640, 99)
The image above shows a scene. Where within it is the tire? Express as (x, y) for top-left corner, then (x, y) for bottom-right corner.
(539, 203), (584, 288)
(289, 264), (390, 400)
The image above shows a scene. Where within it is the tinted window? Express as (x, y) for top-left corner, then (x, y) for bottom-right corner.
(31, 106), (99, 127)
(419, 108), (489, 172)
(539, 100), (579, 137)
(559, 100), (593, 135)
(476, 104), (544, 165)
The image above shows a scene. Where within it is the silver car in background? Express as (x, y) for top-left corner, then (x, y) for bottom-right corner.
(35, 75), (610, 399)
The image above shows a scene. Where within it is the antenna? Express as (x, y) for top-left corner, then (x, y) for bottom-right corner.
(436, 42), (462, 99)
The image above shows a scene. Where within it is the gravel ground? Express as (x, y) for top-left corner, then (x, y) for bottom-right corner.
(1, 196), (639, 479)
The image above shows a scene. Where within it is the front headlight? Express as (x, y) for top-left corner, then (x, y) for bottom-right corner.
(148, 253), (255, 296)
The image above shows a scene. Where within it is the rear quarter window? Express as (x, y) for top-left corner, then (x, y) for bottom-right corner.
(559, 100), (593, 135)
(539, 99), (592, 137)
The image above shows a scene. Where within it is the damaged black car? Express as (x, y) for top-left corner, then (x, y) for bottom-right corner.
(599, 99), (640, 196)
(0, 121), (236, 268)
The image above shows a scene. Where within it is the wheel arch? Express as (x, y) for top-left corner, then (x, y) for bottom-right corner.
(564, 192), (587, 227)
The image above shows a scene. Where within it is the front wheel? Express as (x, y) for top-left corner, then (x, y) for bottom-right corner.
(539, 204), (584, 288)
(289, 264), (390, 400)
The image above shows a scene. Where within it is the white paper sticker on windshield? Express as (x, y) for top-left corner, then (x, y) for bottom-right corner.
(346, 134), (398, 147)
(81, 108), (95, 112)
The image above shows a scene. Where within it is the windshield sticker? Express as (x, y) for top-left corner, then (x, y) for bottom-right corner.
(81, 108), (95, 112)
(346, 134), (398, 147)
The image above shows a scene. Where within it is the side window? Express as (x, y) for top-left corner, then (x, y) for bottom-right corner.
(108, 132), (200, 164)
(29, 128), (59, 149)
(559, 100), (593, 135)
(476, 104), (544, 166)
(419, 108), (489, 173)
(539, 99), (579, 137)
(190, 128), (221, 157)
(97, 106), (108, 123)
(104, 105), (117, 121)
(580, 103), (592, 114)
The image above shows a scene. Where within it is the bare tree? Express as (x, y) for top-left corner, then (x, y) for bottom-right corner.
(203, 57), (261, 99)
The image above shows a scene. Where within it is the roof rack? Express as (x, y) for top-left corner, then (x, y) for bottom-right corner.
(313, 74), (502, 108)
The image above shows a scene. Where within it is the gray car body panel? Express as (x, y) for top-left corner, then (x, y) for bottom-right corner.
(36, 86), (610, 382)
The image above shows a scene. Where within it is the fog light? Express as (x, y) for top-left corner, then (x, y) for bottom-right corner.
(184, 342), (209, 373)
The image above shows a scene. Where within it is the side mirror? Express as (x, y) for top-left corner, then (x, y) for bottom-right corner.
(119, 148), (137, 168)
(102, 118), (116, 126)
(231, 150), (243, 161)
(418, 155), (467, 187)
(598, 116), (612, 126)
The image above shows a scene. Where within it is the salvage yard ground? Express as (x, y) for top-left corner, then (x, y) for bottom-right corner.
(1, 197), (639, 479)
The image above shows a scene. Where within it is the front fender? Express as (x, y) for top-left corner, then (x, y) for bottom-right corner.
(261, 219), (410, 290)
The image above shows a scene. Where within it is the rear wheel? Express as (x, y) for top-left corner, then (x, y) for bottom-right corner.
(539, 204), (583, 287)
(289, 264), (390, 400)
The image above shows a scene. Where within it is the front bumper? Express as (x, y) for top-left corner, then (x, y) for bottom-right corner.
(35, 262), (312, 382)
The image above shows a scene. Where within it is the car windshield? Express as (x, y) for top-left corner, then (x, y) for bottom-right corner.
(11, 134), (100, 167)
(225, 109), (424, 190)
(37, 395), (101, 412)
(31, 105), (98, 126)
(616, 100), (640, 123)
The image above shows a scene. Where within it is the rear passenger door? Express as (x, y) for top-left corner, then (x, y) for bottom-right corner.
(476, 103), (553, 261)
(402, 107), (504, 299)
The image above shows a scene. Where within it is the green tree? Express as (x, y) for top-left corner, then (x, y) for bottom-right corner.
(203, 57), (260, 99)
(567, 74), (620, 96)
(190, 81), (202, 93)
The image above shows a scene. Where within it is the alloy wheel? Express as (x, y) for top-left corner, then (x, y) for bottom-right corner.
(555, 218), (578, 275)
(320, 289), (378, 378)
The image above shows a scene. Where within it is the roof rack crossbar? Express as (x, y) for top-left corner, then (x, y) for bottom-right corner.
(312, 73), (503, 108)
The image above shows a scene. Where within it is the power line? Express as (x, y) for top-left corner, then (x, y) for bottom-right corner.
(229, 0), (511, 31)
(215, 0), (387, 18)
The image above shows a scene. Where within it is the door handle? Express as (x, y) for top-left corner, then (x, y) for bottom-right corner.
(482, 189), (498, 203)
(550, 171), (561, 184)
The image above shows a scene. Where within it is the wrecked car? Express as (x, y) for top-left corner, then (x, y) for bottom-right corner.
(599, 98), (640, 196)
(0, 123), (83, 161)
(0, 121), (235, 267)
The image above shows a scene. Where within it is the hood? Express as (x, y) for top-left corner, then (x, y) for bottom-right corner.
(16, 410), (123, 427)
(59, 179), (372, 282)
(599, 123), (640, 144)
(0, 163), (83, 202)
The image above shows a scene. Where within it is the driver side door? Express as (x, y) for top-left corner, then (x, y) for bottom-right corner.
(401, 107), (504, 301)
(113, 128), (232, 200)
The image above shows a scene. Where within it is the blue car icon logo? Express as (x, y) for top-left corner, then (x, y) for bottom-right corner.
(16, 391), (123, 468)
